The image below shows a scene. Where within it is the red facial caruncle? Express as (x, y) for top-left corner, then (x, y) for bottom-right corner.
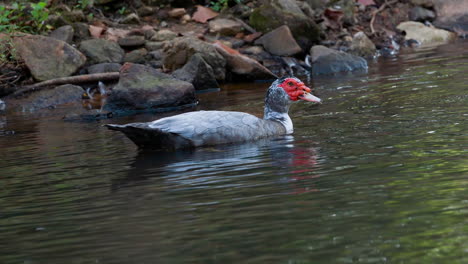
(278, 78), (312, 101)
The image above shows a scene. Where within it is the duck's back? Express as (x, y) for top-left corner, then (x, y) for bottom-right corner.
(106, 111), (286, 150)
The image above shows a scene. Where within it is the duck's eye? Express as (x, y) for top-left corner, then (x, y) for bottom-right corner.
(287, 81), (294, 86)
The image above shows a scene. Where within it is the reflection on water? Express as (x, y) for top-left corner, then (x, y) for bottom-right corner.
(1, 41), (467, 264)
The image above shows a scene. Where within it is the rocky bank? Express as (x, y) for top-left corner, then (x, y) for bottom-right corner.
(0, 0), (466, 119)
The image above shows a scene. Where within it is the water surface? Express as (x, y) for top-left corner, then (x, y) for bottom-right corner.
(1, 41), (467, 264)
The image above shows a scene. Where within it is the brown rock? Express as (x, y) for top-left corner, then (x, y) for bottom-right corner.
(209, 18), (244, 36)
(168, 8), (186, 18)
(254, 25), (302, 56)
(213, 41), (277, 80)
(13, 35), (86, 81)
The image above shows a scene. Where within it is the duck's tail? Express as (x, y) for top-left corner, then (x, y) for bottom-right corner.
(105, 123), (193, 151)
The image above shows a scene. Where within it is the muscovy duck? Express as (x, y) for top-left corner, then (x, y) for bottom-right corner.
(105, 77), (321, 150)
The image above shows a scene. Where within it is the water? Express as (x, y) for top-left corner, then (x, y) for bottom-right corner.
(1, 41), (467, 264)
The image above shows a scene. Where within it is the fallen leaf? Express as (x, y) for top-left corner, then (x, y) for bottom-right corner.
(192, 5), (219, 23)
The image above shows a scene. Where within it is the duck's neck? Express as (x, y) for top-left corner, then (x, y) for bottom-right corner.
(263, 91), (293, 133)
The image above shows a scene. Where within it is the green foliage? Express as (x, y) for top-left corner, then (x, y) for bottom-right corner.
(117, 6), (127, 15)
(0, 1), (50, 33)
(210, 0), (242, 12)
(76, 0), (93, 10)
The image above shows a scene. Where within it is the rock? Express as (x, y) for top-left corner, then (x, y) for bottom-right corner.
(151, 29), (178, 42)
(397, 21), (456, 45)
(122, 13), (140, 24)
(249, 0), (321, 50)
(19, 84), (84, 111)
(168, 8), (186, 18)
(62, 10), (86, 23)
(118, 36), (146, 47)
(145, 41), (166, 51)
(123, 48), (148, 63)
(242, 46), (265, 55)
(89, 25), (105, 38)
(149, 50), (164, 60)
(209, 18), (244, 36)
(309, 45), (368, 75)
(87, 63), (121, 74)
(163, 37), (226, 81)
(45, 14), (68, 29)
(349, 32), (376, 58)
(244, 32), (263, 43)
(72, 22), (90, 41)
(254, 25), (302, 56)
(410, 0), (434, 8)
(49, 25), (74, 44)
(409, 6), (436, 22)
(214, 41), (277, 80)
(137, 6), (154, 17)
(13, 35), (86, 81)
(433, 0), (468, 36)
(79, 39), (125, 64)
(144, 29), (157, 40)
(181, 14), (191, 24)
(105, 63), (196, 110)
(192, 5), (219, 23)
(173, 53), (219, 90)
(0, 99), (5, 112)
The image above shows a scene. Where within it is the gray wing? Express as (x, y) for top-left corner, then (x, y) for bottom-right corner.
(149, 110), (286, 146)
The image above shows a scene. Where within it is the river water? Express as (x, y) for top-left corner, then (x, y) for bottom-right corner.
(1, 41), (467, 264)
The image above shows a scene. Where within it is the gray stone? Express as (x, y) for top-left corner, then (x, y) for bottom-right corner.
(149, 50), (164, 60)
(72, 22), (90, 41)
(123, 48), (148, 63)
(138, 6), (154, 17)
(249, 0), (321, 49)
(410, 0), (434, 8)
(173, 53), (219, 90)
(87, 63), (121, 74)
(433, 0), (468, 36)
(49, 25), (74, 44)
(145, 41), (166, 51)
(349, 32), (376, 58)
(122, 13), (140, 24)
(254, 25), (302, 56)
(13, 35), (86, 81)
(409, 6), (436, 22)
(209, 18), (244, 36)
(105, 63), (196, 110)
(151, 29), (178, 42)
(163, 37), (226, 81)
(397, 21), (456, 45)
(118, 36), (146, 47)
(309, 45), (368, 75)
(20, 84), (84, 111)
(79, 39), (125, 64)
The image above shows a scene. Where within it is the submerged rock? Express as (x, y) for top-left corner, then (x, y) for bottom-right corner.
(13, 35), (86, 81)
(87, 63), (121, 74)
(105, 63), (196, 111)
(309, 45), (367, 75)
(79, 39), (125, 64)
(17, 84), (84, 111)
(397, 21), (456, 45)
(172, 53), (219, 90)
(254, 25), (302, 56)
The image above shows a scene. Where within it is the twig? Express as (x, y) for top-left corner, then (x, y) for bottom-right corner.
(10, 72), (120, 97)
(234, 18), (257, 34)
(370, 0), (398, 34)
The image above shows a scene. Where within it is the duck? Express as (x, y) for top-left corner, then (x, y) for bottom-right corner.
(105, 77), (321, 150)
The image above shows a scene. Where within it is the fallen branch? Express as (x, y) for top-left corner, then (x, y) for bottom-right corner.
(370, 0), (398, 34)
(11, 72), (120, 97)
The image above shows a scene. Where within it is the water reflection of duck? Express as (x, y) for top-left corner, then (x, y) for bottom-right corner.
(105, 77), (321, 150)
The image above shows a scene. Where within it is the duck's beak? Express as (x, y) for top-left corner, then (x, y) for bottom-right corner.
(299, 92), (322, 104)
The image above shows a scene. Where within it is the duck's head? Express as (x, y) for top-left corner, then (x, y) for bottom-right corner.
(267, 77), (321, 107)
